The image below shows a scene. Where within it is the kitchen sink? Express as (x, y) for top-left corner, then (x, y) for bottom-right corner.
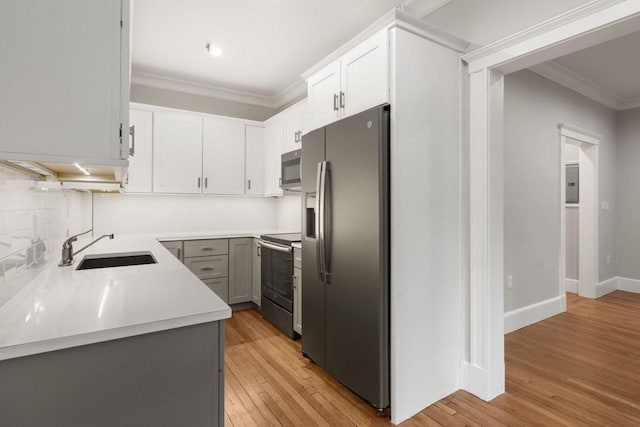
(76, 251), (157, 270)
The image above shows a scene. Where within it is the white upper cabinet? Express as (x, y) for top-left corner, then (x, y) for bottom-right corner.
(245, 125), (265, 196)
(263, 115), (284, 197)
(282, 100), (308, 153)
(306, 29), (388, 131)
(307, 60), (341, 131)
(341, 30), (389, 118)
(125, 109), (153, 193)
(153, 111), (203, 194)
(203, 118), (245, 195)
(0, 0), (130, 166)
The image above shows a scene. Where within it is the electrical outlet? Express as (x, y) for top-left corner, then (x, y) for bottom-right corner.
(507, 275), (513, 289)
(607, 254), (611, 264)
(601, 201), (610, 211)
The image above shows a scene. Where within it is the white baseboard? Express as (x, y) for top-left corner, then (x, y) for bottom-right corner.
(460, 360), (504, 401)
(565, 278), (579, 293)
(617, 276), (640, 293)
(596, 276), (618, 297)
(504, 295), (566, 334)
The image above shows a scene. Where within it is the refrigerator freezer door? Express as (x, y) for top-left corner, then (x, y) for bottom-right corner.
(324, 106), (390, 409)
(301, 127), (327, 368)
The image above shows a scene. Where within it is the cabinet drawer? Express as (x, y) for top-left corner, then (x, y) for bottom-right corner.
(203, 277), (229, 304)
(184, 239), (228, 257)
(185, 255), (228, 279)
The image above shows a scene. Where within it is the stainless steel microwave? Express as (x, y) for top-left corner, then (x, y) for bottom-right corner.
(281, 149), (301, 190)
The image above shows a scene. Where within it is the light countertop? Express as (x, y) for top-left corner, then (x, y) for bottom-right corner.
(0, 229), (300, 361)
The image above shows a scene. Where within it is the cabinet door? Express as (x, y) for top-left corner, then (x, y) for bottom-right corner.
(202, 117), (245, 195)
(0, 0), (127, 164)
(307, 60), (341, 132)
(252, 239), (261, 306)
(263, 118), (277, 196)
(125, 109), (153, 193)
(160, 241), (183, 262)
(340, 29), (389, 118)
(282, 108), (301, 154)
(229, 238), (253, 305)
(245, 125), (265, 196)
(264, 115), (283, 196)
(153, 111), (203, 194)
(293, 267), (302, 334)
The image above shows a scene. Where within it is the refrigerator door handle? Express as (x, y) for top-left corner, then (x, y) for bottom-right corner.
(323, 162), (331, 284)
(315, 161), (326, 282)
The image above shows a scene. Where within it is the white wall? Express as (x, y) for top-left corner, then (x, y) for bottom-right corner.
(276, 195), (301, 231)
(0, 165), (91, 307)
(131, 84), (277, 121)
(92, 194), (278, 236)
(503, 70), (617, 312)
(423, 0), (592, 49)
(615, 107), (640, 281)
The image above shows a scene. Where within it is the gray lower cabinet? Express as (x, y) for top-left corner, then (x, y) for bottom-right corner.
(160, 240), (183, 262)
(162, 237), (255, 307)
(252, 238), (261, 306)
(293, 247), (302, 335)
(229, 238), (253, 304)
(0, 321), (225, 427)
(184, 239), (230, 304)
(203, 277), (229, 304)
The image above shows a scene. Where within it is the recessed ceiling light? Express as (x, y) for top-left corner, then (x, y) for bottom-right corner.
(206, 43), (223, 57)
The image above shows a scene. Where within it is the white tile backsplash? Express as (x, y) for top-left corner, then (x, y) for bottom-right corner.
(0, 165), (92, 306)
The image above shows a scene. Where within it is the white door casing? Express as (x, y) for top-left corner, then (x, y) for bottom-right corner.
(462, 0), (640, 402)
(559, 125), (600, 300)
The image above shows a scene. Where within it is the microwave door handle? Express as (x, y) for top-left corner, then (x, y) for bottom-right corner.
(315, 162), (325, 282)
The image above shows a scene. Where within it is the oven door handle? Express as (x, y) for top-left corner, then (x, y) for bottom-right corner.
(258, 240), (293, 253)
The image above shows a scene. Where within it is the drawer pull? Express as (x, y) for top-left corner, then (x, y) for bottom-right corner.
(201, 267), (214, 272)
(201, 247), (214, 251)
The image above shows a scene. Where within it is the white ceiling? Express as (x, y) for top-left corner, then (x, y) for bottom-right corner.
(132, 0), (414, 105)
(531, 31), (640, 111)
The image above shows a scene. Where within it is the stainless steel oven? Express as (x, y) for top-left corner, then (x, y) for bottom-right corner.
(281, 149), (301, 190)
(258, 233), (301, 338)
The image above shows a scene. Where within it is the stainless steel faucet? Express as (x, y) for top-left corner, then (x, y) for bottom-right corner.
(58, 229), (114, 267)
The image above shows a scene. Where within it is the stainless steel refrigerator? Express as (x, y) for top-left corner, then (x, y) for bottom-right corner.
(301, 104), (390, 412)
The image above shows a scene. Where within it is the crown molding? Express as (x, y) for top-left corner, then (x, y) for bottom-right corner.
(462, 0), (631, 72)
(300, 8), (467, 79)
(530, 61), (640, 111)
(529, 61), (620, 110)
(273, 79), (307, 110)
(131, 71), (306, 109)
(618, 96), (640, 110)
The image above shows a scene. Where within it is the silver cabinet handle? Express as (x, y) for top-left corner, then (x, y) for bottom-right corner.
(197, 177), (201, 188)
(201, 247), (214, 251)
(177, 248), (181, 259)
(333, 94), (339, 111)
(279, 177), (282, 188)
(205, 177), (208, 189)
(129, 125), (135, 157)
(201, 267), (214, 272)
(340, 91), (345, 109)
(248, 179), (251, 190)
(292, 275), (297, 290)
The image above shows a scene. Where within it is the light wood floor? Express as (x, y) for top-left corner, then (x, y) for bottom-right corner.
(224, 291), (640, 426)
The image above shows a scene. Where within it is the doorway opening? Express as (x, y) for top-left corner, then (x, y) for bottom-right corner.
(559, 126), (599, 300)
